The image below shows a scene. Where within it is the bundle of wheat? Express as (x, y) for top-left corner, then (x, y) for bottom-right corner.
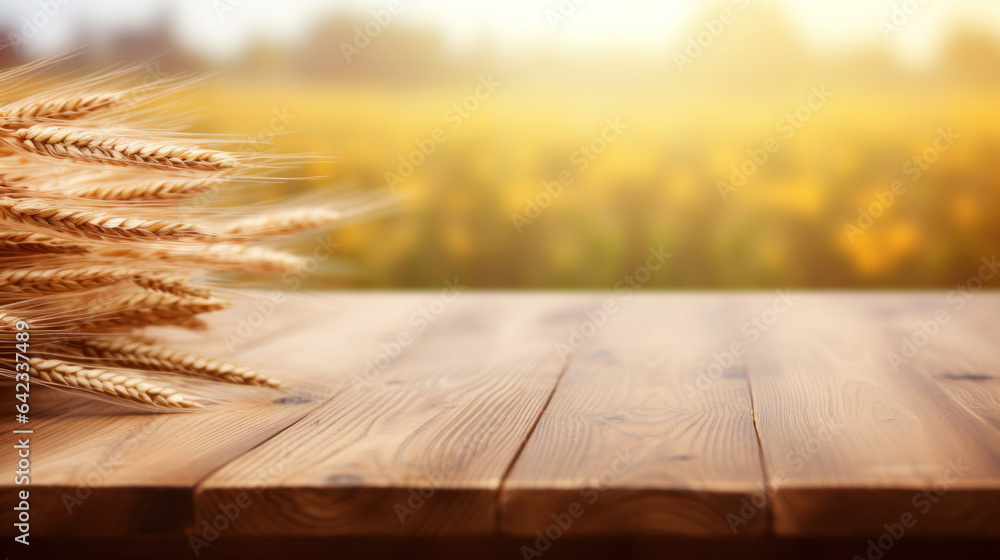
(0, 63), (343, 409)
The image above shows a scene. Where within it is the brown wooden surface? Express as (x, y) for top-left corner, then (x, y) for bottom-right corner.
(3, 292), (1000, 542)
(0, 293), (427, 536)
(888, 294), (1000, 435)
(743, 293), (1000, 537)
(501, 295), (768, 537)
(195, 294), (596, 536)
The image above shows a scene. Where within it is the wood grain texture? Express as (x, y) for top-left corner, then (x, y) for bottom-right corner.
(500, 294), (768, 538)
(0, 293), (425, 536)
(878, 293), (1000, 435)
(743, 293), (1000, 537)
(194, 293), (596, 537)
(5, 292), (1000, 541)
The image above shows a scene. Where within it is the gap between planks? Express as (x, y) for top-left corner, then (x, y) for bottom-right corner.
(743, 293), (1000, 537)
(189, 299), (589, 537)
(498, 294), (769, 538)
(493, 352), (578, 533)
(743, 359), (775, 536)
(190, 293), (602, 536)
(139, 293), (1000, 538)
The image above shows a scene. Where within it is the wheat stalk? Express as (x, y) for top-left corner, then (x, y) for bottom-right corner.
(73, 337), (280, 387)
(0, 232), (87, 253)
(67, 176), (223, 201)
(80, 288), (230, 331)
(0, 178), (37, 200)
(199, 243), (307, 272)
(166, 316), (209, 331)
(131, 274), (212, 298)
(95, 243), (306, 273)
(0, 92), (123, 123)
(0, 310), (21, 330)
(220, 208), (341, 237)
(0, 61), (360, 410)
(0, 265), (131, 293)
(28, 357), (202, 408)
(0, 198), (214, 241)
(8, 125), (238, 171)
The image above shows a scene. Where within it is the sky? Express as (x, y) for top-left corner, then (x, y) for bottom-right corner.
(3, 0), (1000, 64)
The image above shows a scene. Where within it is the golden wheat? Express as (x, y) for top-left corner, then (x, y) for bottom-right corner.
(81, 288), (231, 331)
(131, 274), (212, 298)
(73, 337), (281, 387)
(0, 92), (123, 122)
(0, 61), (355, 410)
(0, 265), (131, 293)
(220, 208), (341, 237)
(67, 176), (223, 201)
(95, 243), (307, 273)
(28, 357), (202, 408)
(0, 232), (87, 253)
(8, 125), (238, 171)
(0, 198), (214, 241)
(0, 310), (21, 330)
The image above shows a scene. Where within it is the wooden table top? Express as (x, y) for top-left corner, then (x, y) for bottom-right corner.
(4, 292), (1000, 542)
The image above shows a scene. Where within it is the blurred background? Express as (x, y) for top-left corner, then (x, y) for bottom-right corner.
(3, 0), (1000, 289)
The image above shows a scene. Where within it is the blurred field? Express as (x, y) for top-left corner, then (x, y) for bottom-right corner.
(7, 2), (1000, 289)
(185, 78), (1000, 289)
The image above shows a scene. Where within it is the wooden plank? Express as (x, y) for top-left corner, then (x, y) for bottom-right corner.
(0, 293), (425, 537)
(194, 293), (595, 537)
(501, 294), (768, 538)
(745, 293), (1000, 537)
(880, 293), (1000, 435)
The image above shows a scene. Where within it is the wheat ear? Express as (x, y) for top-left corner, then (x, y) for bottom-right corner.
(196, 244), (307, 272)
(73, 337), (280, 387)
(0, 92), (123, 122)
(166, 317), (209, 331)
(67, 176), (224, 201)
(0, 310), (21, 330)
(81, 289), (230, 331)
(220, 208), (341, 237)
(0, 198), (214, 241)
(131, 274), (212, 298)
(0, 232), (88, 253)
(9, 125), (238, 171)
(28, 357), (202, 408)
(0, 266), (133, 293)
(96, 243), (306, 273)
